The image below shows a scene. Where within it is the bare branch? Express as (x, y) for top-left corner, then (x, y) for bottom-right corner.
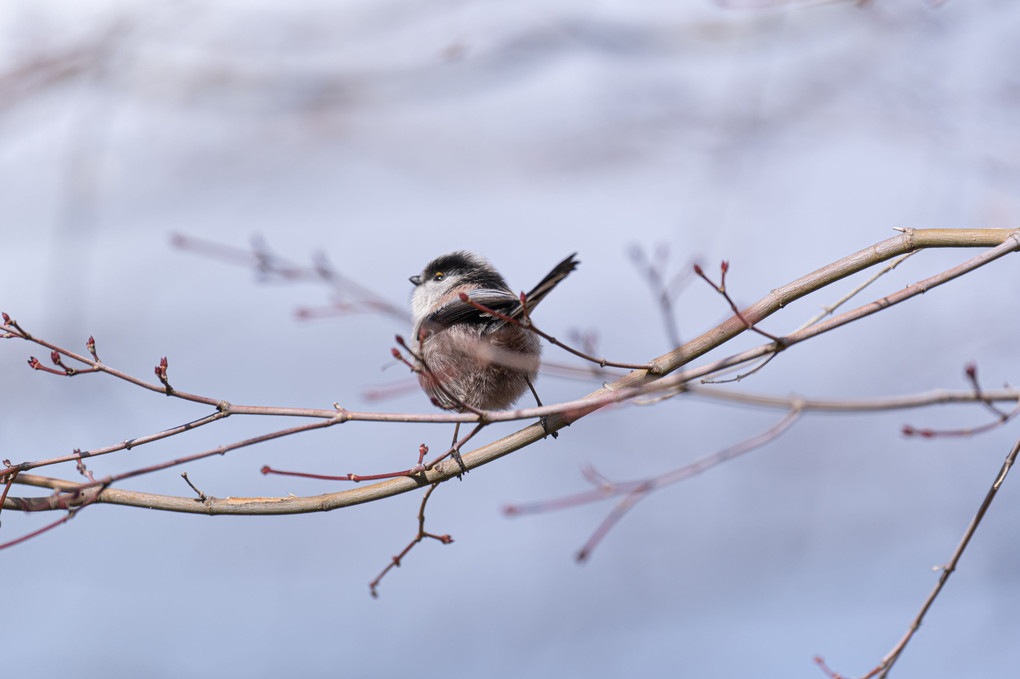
(3, 229), (1019, 521)
(816, 433), (1020, 679)
(458, 292), (654, 372)
(695, 260), (784, 344)
(171, 233), (409, 323)
(794, 251), (918, 332)
(505, 406), (803, 561)
(627, 243), (693, 348)
(369, 482), (453, 597)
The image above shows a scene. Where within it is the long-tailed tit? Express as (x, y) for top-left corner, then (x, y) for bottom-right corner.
(409, 251), (579, 414)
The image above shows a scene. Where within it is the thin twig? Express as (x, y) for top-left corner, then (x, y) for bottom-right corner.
(459, 293), (654, 372)
(694, 261), (784, 344)
(794, 251), (918, 332)
(369, 482), (453, 597)
(964, 363), (1011, 421)
(171, 233), (409, 323)
(628, 243), (693, 349)
(816, 434), (1020, 679)
(0, 484), (104, 550)
(180, 472), (207, 501)
(506, 407), (803, 562)
(263, 443), (432, 482)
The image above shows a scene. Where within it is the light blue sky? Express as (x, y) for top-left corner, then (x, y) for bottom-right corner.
(3, 2), (1020, 677)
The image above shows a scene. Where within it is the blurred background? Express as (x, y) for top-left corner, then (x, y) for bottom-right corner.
(3, 0), (1020, 676)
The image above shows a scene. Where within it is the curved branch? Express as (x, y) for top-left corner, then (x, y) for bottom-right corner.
(3, 229), (1018, 517)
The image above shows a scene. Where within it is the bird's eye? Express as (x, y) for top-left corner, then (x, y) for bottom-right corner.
(433, 272), (445, 281)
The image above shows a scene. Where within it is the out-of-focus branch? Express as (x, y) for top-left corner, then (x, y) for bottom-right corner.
(686, 385), (1020, 413)
(170, 233), (409, 323)
(505, 406), (804, 560)
(627, 243), (694, 349)
(0, 21), (129, 113)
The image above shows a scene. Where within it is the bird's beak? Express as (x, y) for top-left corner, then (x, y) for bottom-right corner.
(409, 275), (422, 286)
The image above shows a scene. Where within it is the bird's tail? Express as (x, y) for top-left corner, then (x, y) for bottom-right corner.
(519, 252), (579, 316)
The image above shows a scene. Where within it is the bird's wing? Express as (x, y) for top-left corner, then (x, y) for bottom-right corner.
(425, 289), (521, 330)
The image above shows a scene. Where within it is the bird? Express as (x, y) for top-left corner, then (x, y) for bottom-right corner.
(408, 250), (579, 464)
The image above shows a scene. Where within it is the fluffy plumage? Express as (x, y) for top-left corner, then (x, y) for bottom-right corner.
(409, 251), (578, 411)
